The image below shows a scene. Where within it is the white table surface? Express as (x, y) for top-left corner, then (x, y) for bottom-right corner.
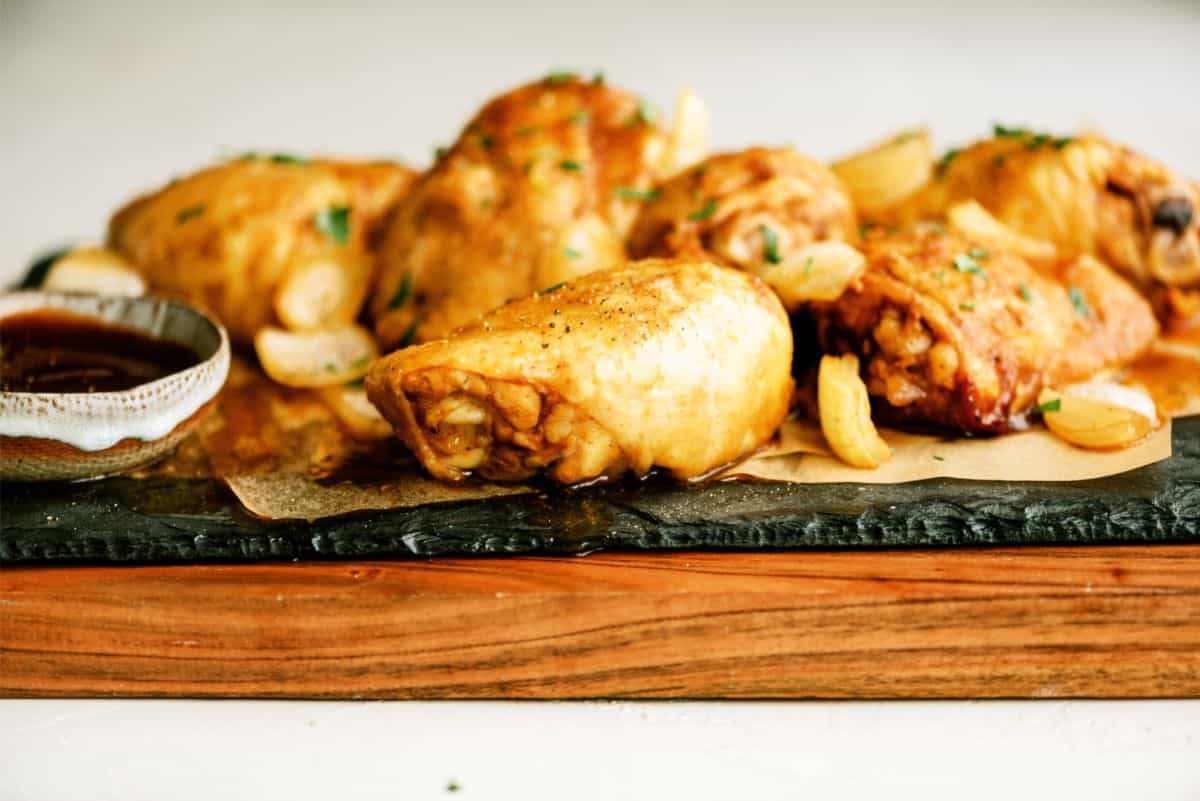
(2, 1), (1199, 797)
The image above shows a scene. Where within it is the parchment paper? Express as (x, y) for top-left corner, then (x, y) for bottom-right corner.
(147, 339), (1196, 519)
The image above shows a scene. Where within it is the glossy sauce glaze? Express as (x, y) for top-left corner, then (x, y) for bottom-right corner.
(0, 310), (200, 394)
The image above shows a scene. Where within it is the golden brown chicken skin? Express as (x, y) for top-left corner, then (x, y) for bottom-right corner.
(109, 156), (415, 344)
(628, 147), (856, 270)
(371, 75), (675, 348)
(366, 258), (793, 484)
(812, 226), (1158, 433)
(898, 132), (1200, 329)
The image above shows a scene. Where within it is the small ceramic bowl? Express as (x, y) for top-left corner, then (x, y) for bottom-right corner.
(0, 291), (230, 481)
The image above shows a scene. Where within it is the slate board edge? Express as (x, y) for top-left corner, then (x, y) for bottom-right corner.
(3, 418), (1198, 564)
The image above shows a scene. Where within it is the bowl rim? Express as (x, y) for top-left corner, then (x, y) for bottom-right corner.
(0, 290), (231, 451)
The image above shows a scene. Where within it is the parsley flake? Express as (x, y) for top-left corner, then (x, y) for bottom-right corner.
(993, 124), (1031, 138)
(563, 247), (582, 259)
(953, 253), (986, 278)
(350, 356), (371, 369)
(959, 301), (975, 311)
(398, 317), (421, 348)
(389, 274), (413, 309)
(592, 70), (606, 84)
(1037, 398), (1062, 414)
(176, 204), (205, 224)
(804, 256), (814, 276)
(760, 225), (781, 264)
(932, 455), (945, 462)
(570, 110), (590, 124)
(541, 281), (567, 294)
(269, 152), (309, 165)
(688, 198), (717, 221)
(545, 70), (578, 85)
(314, 205), (351, 245)
(1018, 284), (1033, 302)
(1069, 286), (1091, 317)
(559, 159), (583, 172)
(936, 148), (961, 178)
(615, 186), (659, 201)
(967, 247), (989, 260)
(515, 126), (539, 137)
(635, 98), (657, 125)
(1053, 137), (1074, 150)
(1025, 133), (1051, 150)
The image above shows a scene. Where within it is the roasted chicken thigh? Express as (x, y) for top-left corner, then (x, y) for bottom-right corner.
(366, 258), (793, 484)
(109, 156), (415, 344)
(898, 132), (1200, 329)
(629, 147), (856, 272)
(812, 226), (1158, 433)
(372, 75), (684, 348)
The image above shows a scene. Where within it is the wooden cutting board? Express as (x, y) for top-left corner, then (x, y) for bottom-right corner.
(4, 546), (1200, 699)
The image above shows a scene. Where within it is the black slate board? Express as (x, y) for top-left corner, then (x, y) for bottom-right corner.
(3, 417), (1197, 564)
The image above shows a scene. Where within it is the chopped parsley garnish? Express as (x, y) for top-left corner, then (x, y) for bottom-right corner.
(967, 247), (989, 260)
(992, 154), (1007, 168)
(434, 146), (448, 159)
(804, 256), (814, 276)
(1053, 137), (1074, 150)
(1018, 284), (1033, 302)
(570, 110), (590, 124)
(688, 198), (717, 221)
(1025, 133), (1051, 150)
(859, 222), (877, 238)
(760, 225), (781, 264)
(953, 253), (986, 278)
(541, 281), (567, 294)
(515, 126), (539, 137)
(398, 318), (421, 348)
(545, 70), (578, 85)
(559, 159), (583, 171)
(615, 186), (659, 201)
(233, 151), (309, 164)
(635, 98), (657, 125)
(993, 124), (1032, 138)
(563, 247), (582, 259)
(344, 376), (365, 388)
(1069, 286), (1091, 317)
(935, 148), (961, 178)
(932, 455), (945, 461)
(592, 70), (606, 84)
(350, 355), (371, 369)
(1037, 398), (1062, 413)
(323, 362), (338, 373)
(446, 781), (460, 794)
(388, 274), (413, 309)
(959, 301), (975, 311)
(479, 133), (494, 150)
(314, 205), (351, 245)
(176, 204), (204, 223)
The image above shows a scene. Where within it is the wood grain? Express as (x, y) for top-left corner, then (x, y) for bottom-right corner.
(3, 547), (1200, 699)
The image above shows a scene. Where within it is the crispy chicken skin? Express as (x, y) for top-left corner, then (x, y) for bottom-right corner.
(812, 227), (1158, 433)
(109, 157), (415, 344)
(371, 76), (672, 348)
(366, 258), (793, 484)
(628, 147), (856, 269)
(898, 133), (1200, 328)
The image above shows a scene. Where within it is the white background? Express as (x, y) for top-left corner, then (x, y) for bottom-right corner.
(2, 1), (1199, 798)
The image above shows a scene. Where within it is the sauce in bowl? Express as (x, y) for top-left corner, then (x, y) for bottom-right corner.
(0, 310), (201, 394)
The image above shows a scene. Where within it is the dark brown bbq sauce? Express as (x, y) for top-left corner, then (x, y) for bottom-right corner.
(0, 310), (200, 394)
